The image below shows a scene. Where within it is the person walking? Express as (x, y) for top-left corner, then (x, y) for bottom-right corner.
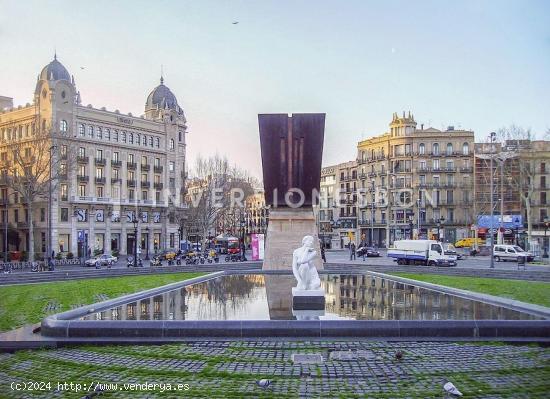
(321, 245), (327, 263)
(350, 242), (356, 261)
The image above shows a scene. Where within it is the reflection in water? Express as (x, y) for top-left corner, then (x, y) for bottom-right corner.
(83, 274), (539, 321)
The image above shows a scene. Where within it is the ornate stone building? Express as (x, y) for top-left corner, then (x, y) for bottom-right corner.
(0, 56), (187, 257)
(356, 112), (475, 246)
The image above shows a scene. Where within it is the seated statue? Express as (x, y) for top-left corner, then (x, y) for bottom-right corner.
(292, 235), (321, 290)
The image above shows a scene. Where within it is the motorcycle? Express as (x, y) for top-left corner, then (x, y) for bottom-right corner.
(150, 256), (162, 267)
(127, 256), (143, 268)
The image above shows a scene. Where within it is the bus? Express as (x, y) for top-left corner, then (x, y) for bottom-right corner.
(215, 235), (240, 254)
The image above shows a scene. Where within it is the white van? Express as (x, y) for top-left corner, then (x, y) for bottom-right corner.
(493, 245), (534, 262)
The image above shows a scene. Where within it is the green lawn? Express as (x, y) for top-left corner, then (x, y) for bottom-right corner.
(0, 272), (204, 332)
(391, 273), (550, 308)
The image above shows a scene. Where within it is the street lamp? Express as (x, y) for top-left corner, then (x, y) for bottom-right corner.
(145, 226), (150, 260)
(240, 216), (246, 260)
(408, 216), (414, 239)
(48, 145), (57, 260)
(437, 217), (445, 241)
(416, 198), (422, 239)
(131, 214), (138, 265)
(543, 217), (549, 258)
(489, 131), (496, 269)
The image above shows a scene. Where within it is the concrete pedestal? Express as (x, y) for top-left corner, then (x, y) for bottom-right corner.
(262, 208), (323, 271)
(292, 287), (326, 310)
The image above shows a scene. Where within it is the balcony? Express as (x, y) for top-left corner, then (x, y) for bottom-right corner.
(60, 195), (68, 201)
(77, 175), (89, 182)
(127, 180), (136, 188)
(17, 222), (29, 229)
(95, 177), (106, 184)
(94, 158), (106, 166)
(141, 181), (151, 188)
(460, 167), (473, 173)
(111, 160), (122, 167)
(141, 164), (150, 172)
(58, 173), (68, 181)
(357, 158), (367, 165)
(111, 178), (122, 184)
(154, 165), (163, 173)
(127, 162), (137, 170)
(77, 156), (89, 163)
(416, 167), (431, 173)
(154, 182), (164, 190)
(359, 173), (367, 180)
(368, 172), (377, 178)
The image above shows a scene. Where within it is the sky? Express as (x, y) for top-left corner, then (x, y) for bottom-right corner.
(1, 0), (549, 179)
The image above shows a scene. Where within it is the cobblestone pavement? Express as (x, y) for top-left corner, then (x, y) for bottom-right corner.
(0, 341), (549, 398)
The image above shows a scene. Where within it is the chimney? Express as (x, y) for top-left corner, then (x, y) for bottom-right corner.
(420, 124), (424, 130)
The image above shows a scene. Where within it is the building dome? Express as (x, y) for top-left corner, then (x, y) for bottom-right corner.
(145, 77), (183, 114)
(39, 55), (71, 82)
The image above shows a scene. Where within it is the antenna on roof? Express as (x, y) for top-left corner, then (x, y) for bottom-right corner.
(160, 64), (164, 84)
(54, 47), (57, 60)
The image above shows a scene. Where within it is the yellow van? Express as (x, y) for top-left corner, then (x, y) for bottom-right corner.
(454, 237), (485, 248)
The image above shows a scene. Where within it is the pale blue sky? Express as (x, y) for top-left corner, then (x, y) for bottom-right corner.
(1, 0), (549, 177)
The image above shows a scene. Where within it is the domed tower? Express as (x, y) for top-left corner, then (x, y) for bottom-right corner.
(34, 54), (78, 137)
(144, 77), (185, 121)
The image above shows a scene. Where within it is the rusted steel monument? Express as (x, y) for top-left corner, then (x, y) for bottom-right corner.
(258, 113), (325, 271)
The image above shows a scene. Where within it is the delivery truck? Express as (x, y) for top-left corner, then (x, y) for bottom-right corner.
(387, 240), (457, 267)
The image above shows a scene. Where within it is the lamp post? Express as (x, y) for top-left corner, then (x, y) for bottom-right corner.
(240, 217), (246, 260)
(543, 217), (549, 258)
(408, 216), (414, 239)
(437, 217), (445, 241)
(131, 214), (138, 264)
(489, 131), (496, 269)
(48, 145), (57, 259)
(417, 198), (421, 239)
(370, 179), (375, 246)
(145, 226), (150, 260)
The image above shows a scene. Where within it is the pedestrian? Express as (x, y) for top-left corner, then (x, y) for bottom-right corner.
(48, 257), (54, 271)
(321, 245), (327, 263)
(350, 242), (356, 261)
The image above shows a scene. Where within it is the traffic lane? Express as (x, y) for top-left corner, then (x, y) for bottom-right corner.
(325, 251), (550, 271)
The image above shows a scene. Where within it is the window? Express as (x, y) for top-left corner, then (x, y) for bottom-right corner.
(154, 158), (161, 167)
(88, 125), (94, 138)
(462, 142), (469, 155)
(79, 184), (86, 196)
(78, 147), (86, 157)
(418, 143), (425, 155)
(96, 167), (103, 178)
(432, 143), (439, 155)
(154, 174), (161, 184)
(169, 139), (175, 150)
(542, 163), (546, 174)
(170, 233), (175, 248)
(112, 168), (119, 179)
(169, 178), (175, 188)
(155, 191), (161, 201)
(128, 153), (134, 163)
(142, 135), (147, 146)
(113, 130), (119, 141)
(541, 192), (546, 205)
(40, 208), (46, 222)
(105, 128), (111, 140)
(113, 151), (119, 162)
(78, 124), (85, 137)
(96, 149), (103, 160)
(78, 165), (86, 176)
(169, 161), (175, 172)
(121, 131), (126, 143)
(433, 176), (440, 186)
(141, 173), (148, 183)
(60, 120), (68, 132)
(179, 131), (183, 142)
(155, 137), (160, 148)
(540, 208), (547, 222)
(61, 145), (67, 158)
(129, 132), (134, 144)
(433, 159), (440, 170)
(141, 155), (147, 165)
(136, 133), (141, 144)
(97, 127), (102, 139)
(60, 184), (68, 200)
(96, 186), (104, 197)
(541, 176), (546, 189)
(60, 208), (68, 222)
(142, 190), (148, 200)
(149, 136), (154, 147)
(129, 189), (135, 200)
(14, 209), (19, 223)
(446, 143), (453, 155)
(446, 190), (454, 204)
(128, 170), (135, 181)
(404, 144), (411, 155)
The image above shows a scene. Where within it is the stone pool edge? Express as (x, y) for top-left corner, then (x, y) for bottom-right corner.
(39, 270), (550, 341)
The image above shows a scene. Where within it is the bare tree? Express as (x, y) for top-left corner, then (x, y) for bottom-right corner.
(496, 125), (535, 247)
(6, 128), (56, 261)
(184, 154), (255, 245)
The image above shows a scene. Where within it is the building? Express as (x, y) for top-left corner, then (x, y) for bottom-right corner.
(0, 55), (188, 258)
(356, 112), (475, 246)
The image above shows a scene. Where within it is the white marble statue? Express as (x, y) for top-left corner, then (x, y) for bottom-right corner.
(292, 235), (321, 290)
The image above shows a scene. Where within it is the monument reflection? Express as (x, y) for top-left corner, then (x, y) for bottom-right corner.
(82, 274), (538, 321)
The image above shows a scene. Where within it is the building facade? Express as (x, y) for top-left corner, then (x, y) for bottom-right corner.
(356, 112), (475, 246)
(0, 56), (187, 257)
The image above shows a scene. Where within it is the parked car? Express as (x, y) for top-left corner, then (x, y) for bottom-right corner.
(493, 245), (534, 262)
(455, 237), (485, 248)
(156, 249), (178, 260)
(85, 253), (118, 267)
(357, 246), (380, 257)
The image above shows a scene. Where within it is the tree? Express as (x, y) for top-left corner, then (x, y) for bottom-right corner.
(496, 125), (535, 247)
(184, 154), (255, 246)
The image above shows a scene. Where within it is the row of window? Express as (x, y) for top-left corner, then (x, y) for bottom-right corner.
(75, 147), (175, 169)
(69, 122), (176, 150)
(360, 142), (471, 160)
